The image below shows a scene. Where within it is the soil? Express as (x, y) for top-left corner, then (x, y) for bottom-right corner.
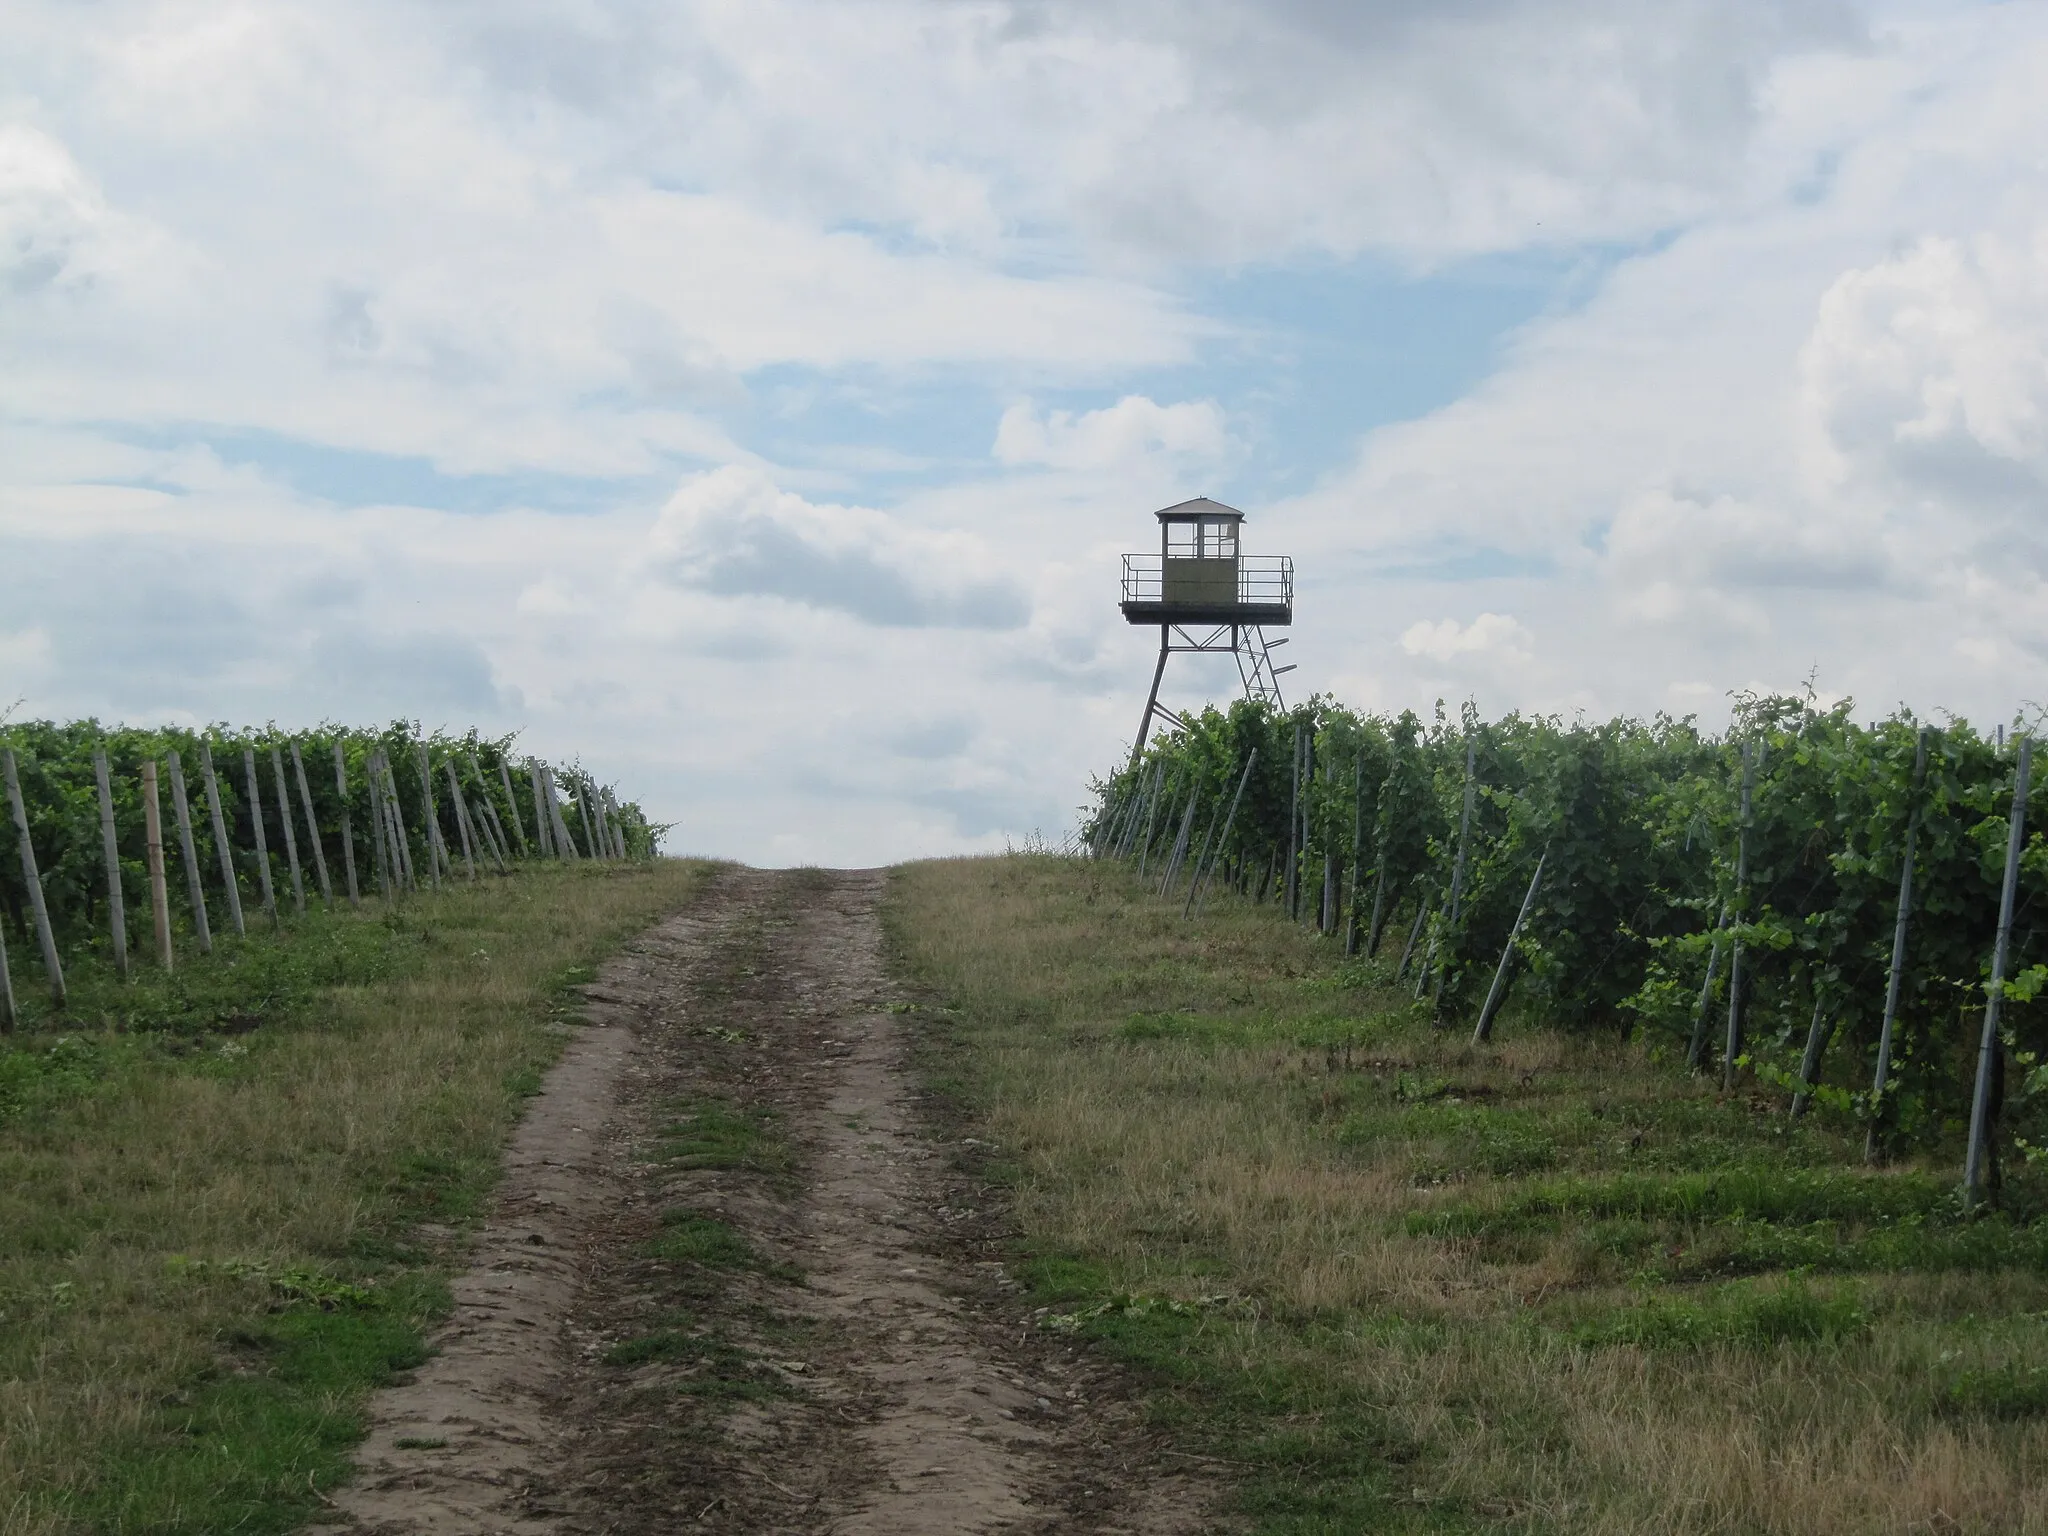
(325, 866), (1234, 1535)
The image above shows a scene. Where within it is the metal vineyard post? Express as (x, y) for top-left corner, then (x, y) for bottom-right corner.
(1473, 849), (1547, 1046)
(0, 914), (15, 1029)
(1190, 750), (1256, 916)
(1686, 905), (1727, 1071)
(1964, 734), (2031, 1211)
(1790, 996), (1833, 1118)
(1345, 753), (1366, 956)
(1866, 727), (1928, 1163)
(1430, 739), (1477, 1024)
(1722, 743), (1757, 1093)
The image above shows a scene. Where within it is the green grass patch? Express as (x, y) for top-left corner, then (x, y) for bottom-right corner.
(648, 1209), (803, 1283)
(1560, 1278), (1870, 1350)
(888, 853), (2048, 1534)
(1, 859), (714, 1536)
(653, 1096), (795, 1181)
(600, 1324), (792, 1401)
(1944, 1364), (2048, 1420)
(66, 1273), (445, 1536)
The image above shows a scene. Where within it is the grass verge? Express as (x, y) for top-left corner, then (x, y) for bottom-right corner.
(0, 858), (711, 1536)
(888, 853), (2048, 1534)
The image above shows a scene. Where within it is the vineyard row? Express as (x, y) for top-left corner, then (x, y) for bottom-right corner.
(1087, 693), (2048, 1210)
(0, 718), (654, 1028)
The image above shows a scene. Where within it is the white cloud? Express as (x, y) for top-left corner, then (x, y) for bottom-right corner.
(7, 0), (2048, 863)
(1399, 613), (1532, 663)
(1801, 229), (2048, 514)
(0, 625), (54, 690)
(993, 396), (1229, 470)
(647, 466), (1030, 630)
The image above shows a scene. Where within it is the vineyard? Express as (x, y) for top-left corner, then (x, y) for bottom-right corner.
(1089, 692), (2048, 1206)
(0, 717), (655, 1031)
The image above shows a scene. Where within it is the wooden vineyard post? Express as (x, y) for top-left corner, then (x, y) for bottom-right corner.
(1686, 905), (1727, 1071)
(382, 754), (418, 891)
(2, 747), (65, 1006)
(1722, 743), (1758, 1093)
(588, 778), (610, 861)
(382, 753), (413, 888)
(415, 744), (443, 890)
(165, 751), (212, 954)
(365, 751), (393, 900)
(269, 749), (306, 916)
(93, 746), (129, 979)
(492, 755), (529, 857)
(242, 748), (280, 927)
(382, 752), (410, 892)
(606, 791), (626, 859)
(474, 795), (509, 870)
(556, 770), (578, 859)
(141, 760), (174, 970)
(545, 768), (579, 860)
(442, 759), (477, 881)
(528, 760), (554, 858)
(466, 778), (497, 873)
(1430, 739), (1477, 1024)
(574, 775), (598, 861)
(332, 742), (361, 907)
(472, 785), (510, 870)
(290, 742), (332, 907)
(199, 743), (246, 937)
(1965, 734), (2031, 1211)
(1472, 849), (1547, 1045)
(1867, 727), (1929, 1163)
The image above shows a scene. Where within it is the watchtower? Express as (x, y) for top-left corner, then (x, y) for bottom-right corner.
(1120, 497), (1294, 766)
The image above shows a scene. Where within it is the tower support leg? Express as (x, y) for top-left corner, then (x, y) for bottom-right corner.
(1130, 628), (1170, 772)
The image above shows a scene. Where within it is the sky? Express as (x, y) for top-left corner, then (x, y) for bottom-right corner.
(4, 0), (2047, 864)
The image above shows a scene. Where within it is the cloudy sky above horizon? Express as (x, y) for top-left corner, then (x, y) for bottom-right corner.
(5, 0), (2047, 863)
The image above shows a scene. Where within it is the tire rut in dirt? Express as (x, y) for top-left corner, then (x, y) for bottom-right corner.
(535, 866), (874, 1531)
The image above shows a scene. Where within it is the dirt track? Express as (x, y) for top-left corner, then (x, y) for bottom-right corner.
(328, 866), (1226, 1535)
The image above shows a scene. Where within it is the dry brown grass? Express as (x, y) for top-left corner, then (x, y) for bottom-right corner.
(890, 853), (2048, 1534)
(0, 858), (710, 1536)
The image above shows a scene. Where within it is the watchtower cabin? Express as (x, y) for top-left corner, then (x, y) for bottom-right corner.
(1120, 497), (1294, 764)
